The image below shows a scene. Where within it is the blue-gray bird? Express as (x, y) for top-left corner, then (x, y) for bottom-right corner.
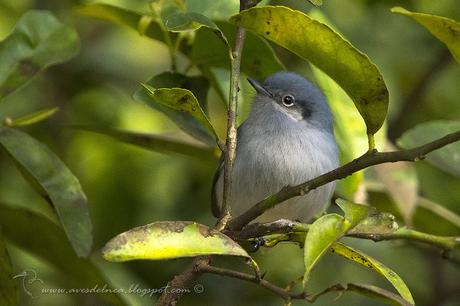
(212, 72), (339, 223)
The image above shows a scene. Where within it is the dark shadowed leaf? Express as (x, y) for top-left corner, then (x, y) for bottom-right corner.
(331, 242), (414, 305)
(3, 107), (59, 127)
(397, 120), (460, 178)
(0, 127), (92, 257)
(0, 231), (17, 306)
(75, 4), (164, 40)
(0, 10), (79, 99)
(192, 22), (285, 81)
(230, 6), (388, 142)
(102, 221), (251, 261)
(77, 126), (219, 161)
(134, 72), (217, 145)
(0, 204), (126, 306)
(391, 7), (460, 63)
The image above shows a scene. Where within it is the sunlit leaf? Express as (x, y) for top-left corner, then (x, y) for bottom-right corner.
(0, 10), (79, 99)
(0, 127), (92, 257)
(331, 242), (414, 305)
(75, 4), (164, 40)
(397, 120), (460, 178)
(3, 107), (59, 127)
(192, 22), (285, 81)
(0, 231), (17, 306)
(303, 214), (347, 286)
(77, 126), (219, 161)
(0, 204), (126, 306)
(391, 7), (460, 63)
(336, 198), (374, 227)
(230, 6), (388, 143)
(102, 221), (251, 261)
(185, 0), (239, 20)
(134, 72), (216, 145)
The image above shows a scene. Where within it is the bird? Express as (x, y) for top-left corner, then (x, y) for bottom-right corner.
(212, 71), (339, 223)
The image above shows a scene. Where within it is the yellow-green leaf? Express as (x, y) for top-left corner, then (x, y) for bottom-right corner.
(331, 242), (414, 305)
(308, 0), (323, 6)
(3, 107), (58, 127)
(336, 198), (374, 227)
(391, 7), (460, 63)
(102, 221), (251, 261)
(303, 214), (348, 286)
(142, 85), (219, 143)
(230, 6), (388, 142)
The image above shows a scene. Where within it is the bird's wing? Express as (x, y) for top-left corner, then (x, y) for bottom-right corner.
(211, 155), (224, 218)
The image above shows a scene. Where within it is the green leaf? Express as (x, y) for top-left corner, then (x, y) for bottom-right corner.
(185, 0), (239, 20)
(315, 283), (413, 306)
(3, 107), (58, 127)
(397, 120), (460, 178)
(336, 198), (374, 227)
(74, 4), (164, 40)
(134, 72), (216, 145)
(0, 204), (126, 306)
(192, 22), (285, 81)
(350, 212), (399, 235)
(331, 242), (414, 305)
(0, 127), (92, 257)
(303, 214), (348, 285)
(102, 221), (251, 261)
(308, 0), (323, 6)
(0, 231), (17, 306)
(230, 6), (388, 141)
(0, 10), (79, 99)
(77, 126), (219, 161)
(391, 7), (460, 63)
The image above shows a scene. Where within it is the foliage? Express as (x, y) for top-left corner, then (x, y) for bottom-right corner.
(0, 1), (459, 306)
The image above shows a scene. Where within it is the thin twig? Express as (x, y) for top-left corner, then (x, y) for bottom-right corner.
(227, 130), (460, 230)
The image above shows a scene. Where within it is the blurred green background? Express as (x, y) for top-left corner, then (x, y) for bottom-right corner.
(0, 0), (459, 305)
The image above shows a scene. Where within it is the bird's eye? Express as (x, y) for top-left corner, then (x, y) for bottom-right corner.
(282, 94), (295, 107)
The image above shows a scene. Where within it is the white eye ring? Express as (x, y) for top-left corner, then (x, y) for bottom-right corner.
(282, 94), (295, 107)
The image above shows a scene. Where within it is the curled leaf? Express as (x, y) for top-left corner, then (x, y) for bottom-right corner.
(102, 221), (251, 261)
(331, 242), (414, 305)
(3, 107), (59, 127)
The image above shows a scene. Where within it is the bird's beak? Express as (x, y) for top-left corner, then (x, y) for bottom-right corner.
(247, 78), (272, 97)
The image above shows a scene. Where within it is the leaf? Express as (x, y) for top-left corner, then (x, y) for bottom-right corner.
(134, 72), (216, 145)
(331, 242), (414, 305)
(0, 10), (79, 99)
(3, 107), (59, 127)
(0, 127), (92, 257)
(230, 6), (388, 141)
(350, 212), (399, 235)
(391, 7), (460, 63)
(192, 22), (285, 81)
(336, 198), (374, 227)
(77, 126), (219, 161)
(303, 214), (348, 285)
(74, 4), (164, 40)
(102, 221), (251, 261)
(397, 120), (460, 178)
(0, 204), (126, 306)
(0, 231), (17, 306)
(417, 197), (460, 229)
(185, 0), (239, 20)
(314, 283), (413, 306)
(308, 0), (323, 6)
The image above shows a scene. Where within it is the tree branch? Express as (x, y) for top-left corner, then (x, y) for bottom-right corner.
(217, 0), (250, 229)
(227, 130), (460, 230)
